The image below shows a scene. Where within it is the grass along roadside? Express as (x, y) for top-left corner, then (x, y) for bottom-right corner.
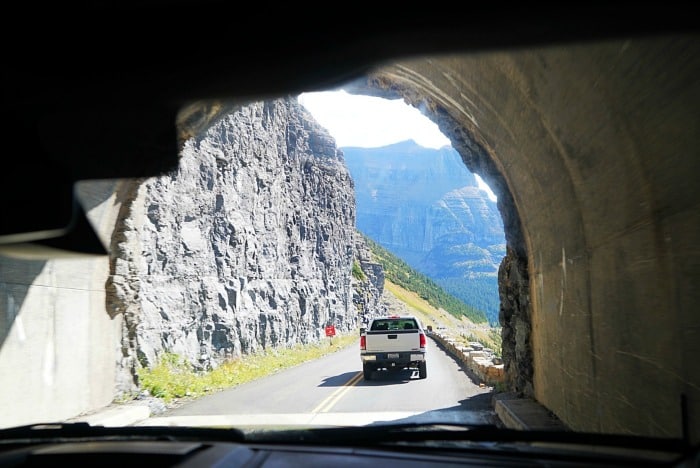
(136, 332), (358, 404)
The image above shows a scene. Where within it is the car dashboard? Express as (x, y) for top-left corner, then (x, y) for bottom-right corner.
(0, 424), (696, 467)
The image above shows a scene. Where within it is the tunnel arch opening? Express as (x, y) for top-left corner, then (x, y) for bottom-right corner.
(299, 77), (532, 397)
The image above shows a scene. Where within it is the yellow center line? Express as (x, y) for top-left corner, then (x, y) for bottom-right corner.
(311, 372), (363, 414)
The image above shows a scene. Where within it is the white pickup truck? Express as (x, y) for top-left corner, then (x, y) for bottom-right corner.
(360, 315), (427, 380)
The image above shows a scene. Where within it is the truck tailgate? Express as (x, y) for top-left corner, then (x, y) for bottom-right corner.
(366, 331), (420, 352)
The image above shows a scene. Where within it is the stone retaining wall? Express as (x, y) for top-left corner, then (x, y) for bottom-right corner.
(429, 332), (504, 386)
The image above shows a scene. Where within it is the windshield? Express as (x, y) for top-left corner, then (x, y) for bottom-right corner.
(369, 318), (420, 331)
(1, 24), (698, 463)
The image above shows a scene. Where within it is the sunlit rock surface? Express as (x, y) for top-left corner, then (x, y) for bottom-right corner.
(106, 99), (371, 390)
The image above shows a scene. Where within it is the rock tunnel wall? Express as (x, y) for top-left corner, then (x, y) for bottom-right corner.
(353, 34), (699, 442)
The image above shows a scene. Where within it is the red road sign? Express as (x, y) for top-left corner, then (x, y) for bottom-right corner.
(325, 325), (336, 337)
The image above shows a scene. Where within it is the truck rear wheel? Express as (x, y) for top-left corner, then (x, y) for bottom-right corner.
(418, 361), (427, 379)
(363, 363), (373, 380)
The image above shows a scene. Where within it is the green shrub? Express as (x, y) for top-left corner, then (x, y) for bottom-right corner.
(352, 260), (366, 281)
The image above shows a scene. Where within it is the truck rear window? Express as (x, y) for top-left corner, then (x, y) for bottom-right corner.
(370, 319), (418, 331)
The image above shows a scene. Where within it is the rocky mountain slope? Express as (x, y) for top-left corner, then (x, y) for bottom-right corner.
(342, 140), (505, 323)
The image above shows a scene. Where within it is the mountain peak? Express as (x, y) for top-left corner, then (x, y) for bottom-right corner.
(342, 139), (449, 153)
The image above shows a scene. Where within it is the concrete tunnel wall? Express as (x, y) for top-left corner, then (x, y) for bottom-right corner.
(0, 180), (125, 428)
(358, 34), (699, 442)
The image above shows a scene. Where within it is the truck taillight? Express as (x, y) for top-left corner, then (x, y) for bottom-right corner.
(419, 333), (426, 348)
(360, 335), (366, 350)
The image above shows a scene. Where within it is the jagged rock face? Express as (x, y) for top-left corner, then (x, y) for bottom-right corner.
(498, 247), (532, 396)
(351, 232), (387, 322)
(421, 185), (505, 277)
(108, 98), (359, 388)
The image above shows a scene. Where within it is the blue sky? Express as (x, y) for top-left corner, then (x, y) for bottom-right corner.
(298, 90), (497, 201)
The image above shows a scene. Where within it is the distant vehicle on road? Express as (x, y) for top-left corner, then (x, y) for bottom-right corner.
(360, 315), (427, 380)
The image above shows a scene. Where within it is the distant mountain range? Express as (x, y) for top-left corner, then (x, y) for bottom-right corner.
(342, 140), (505, 325)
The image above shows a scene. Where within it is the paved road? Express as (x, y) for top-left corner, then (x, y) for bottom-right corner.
(141, 337), (497, 428)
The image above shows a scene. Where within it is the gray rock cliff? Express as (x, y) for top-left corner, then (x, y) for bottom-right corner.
(351, 231), (387, 323)
(104, 98), (377, 392)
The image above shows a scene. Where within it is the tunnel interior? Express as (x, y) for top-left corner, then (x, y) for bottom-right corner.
(1, 9), (697, 444)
